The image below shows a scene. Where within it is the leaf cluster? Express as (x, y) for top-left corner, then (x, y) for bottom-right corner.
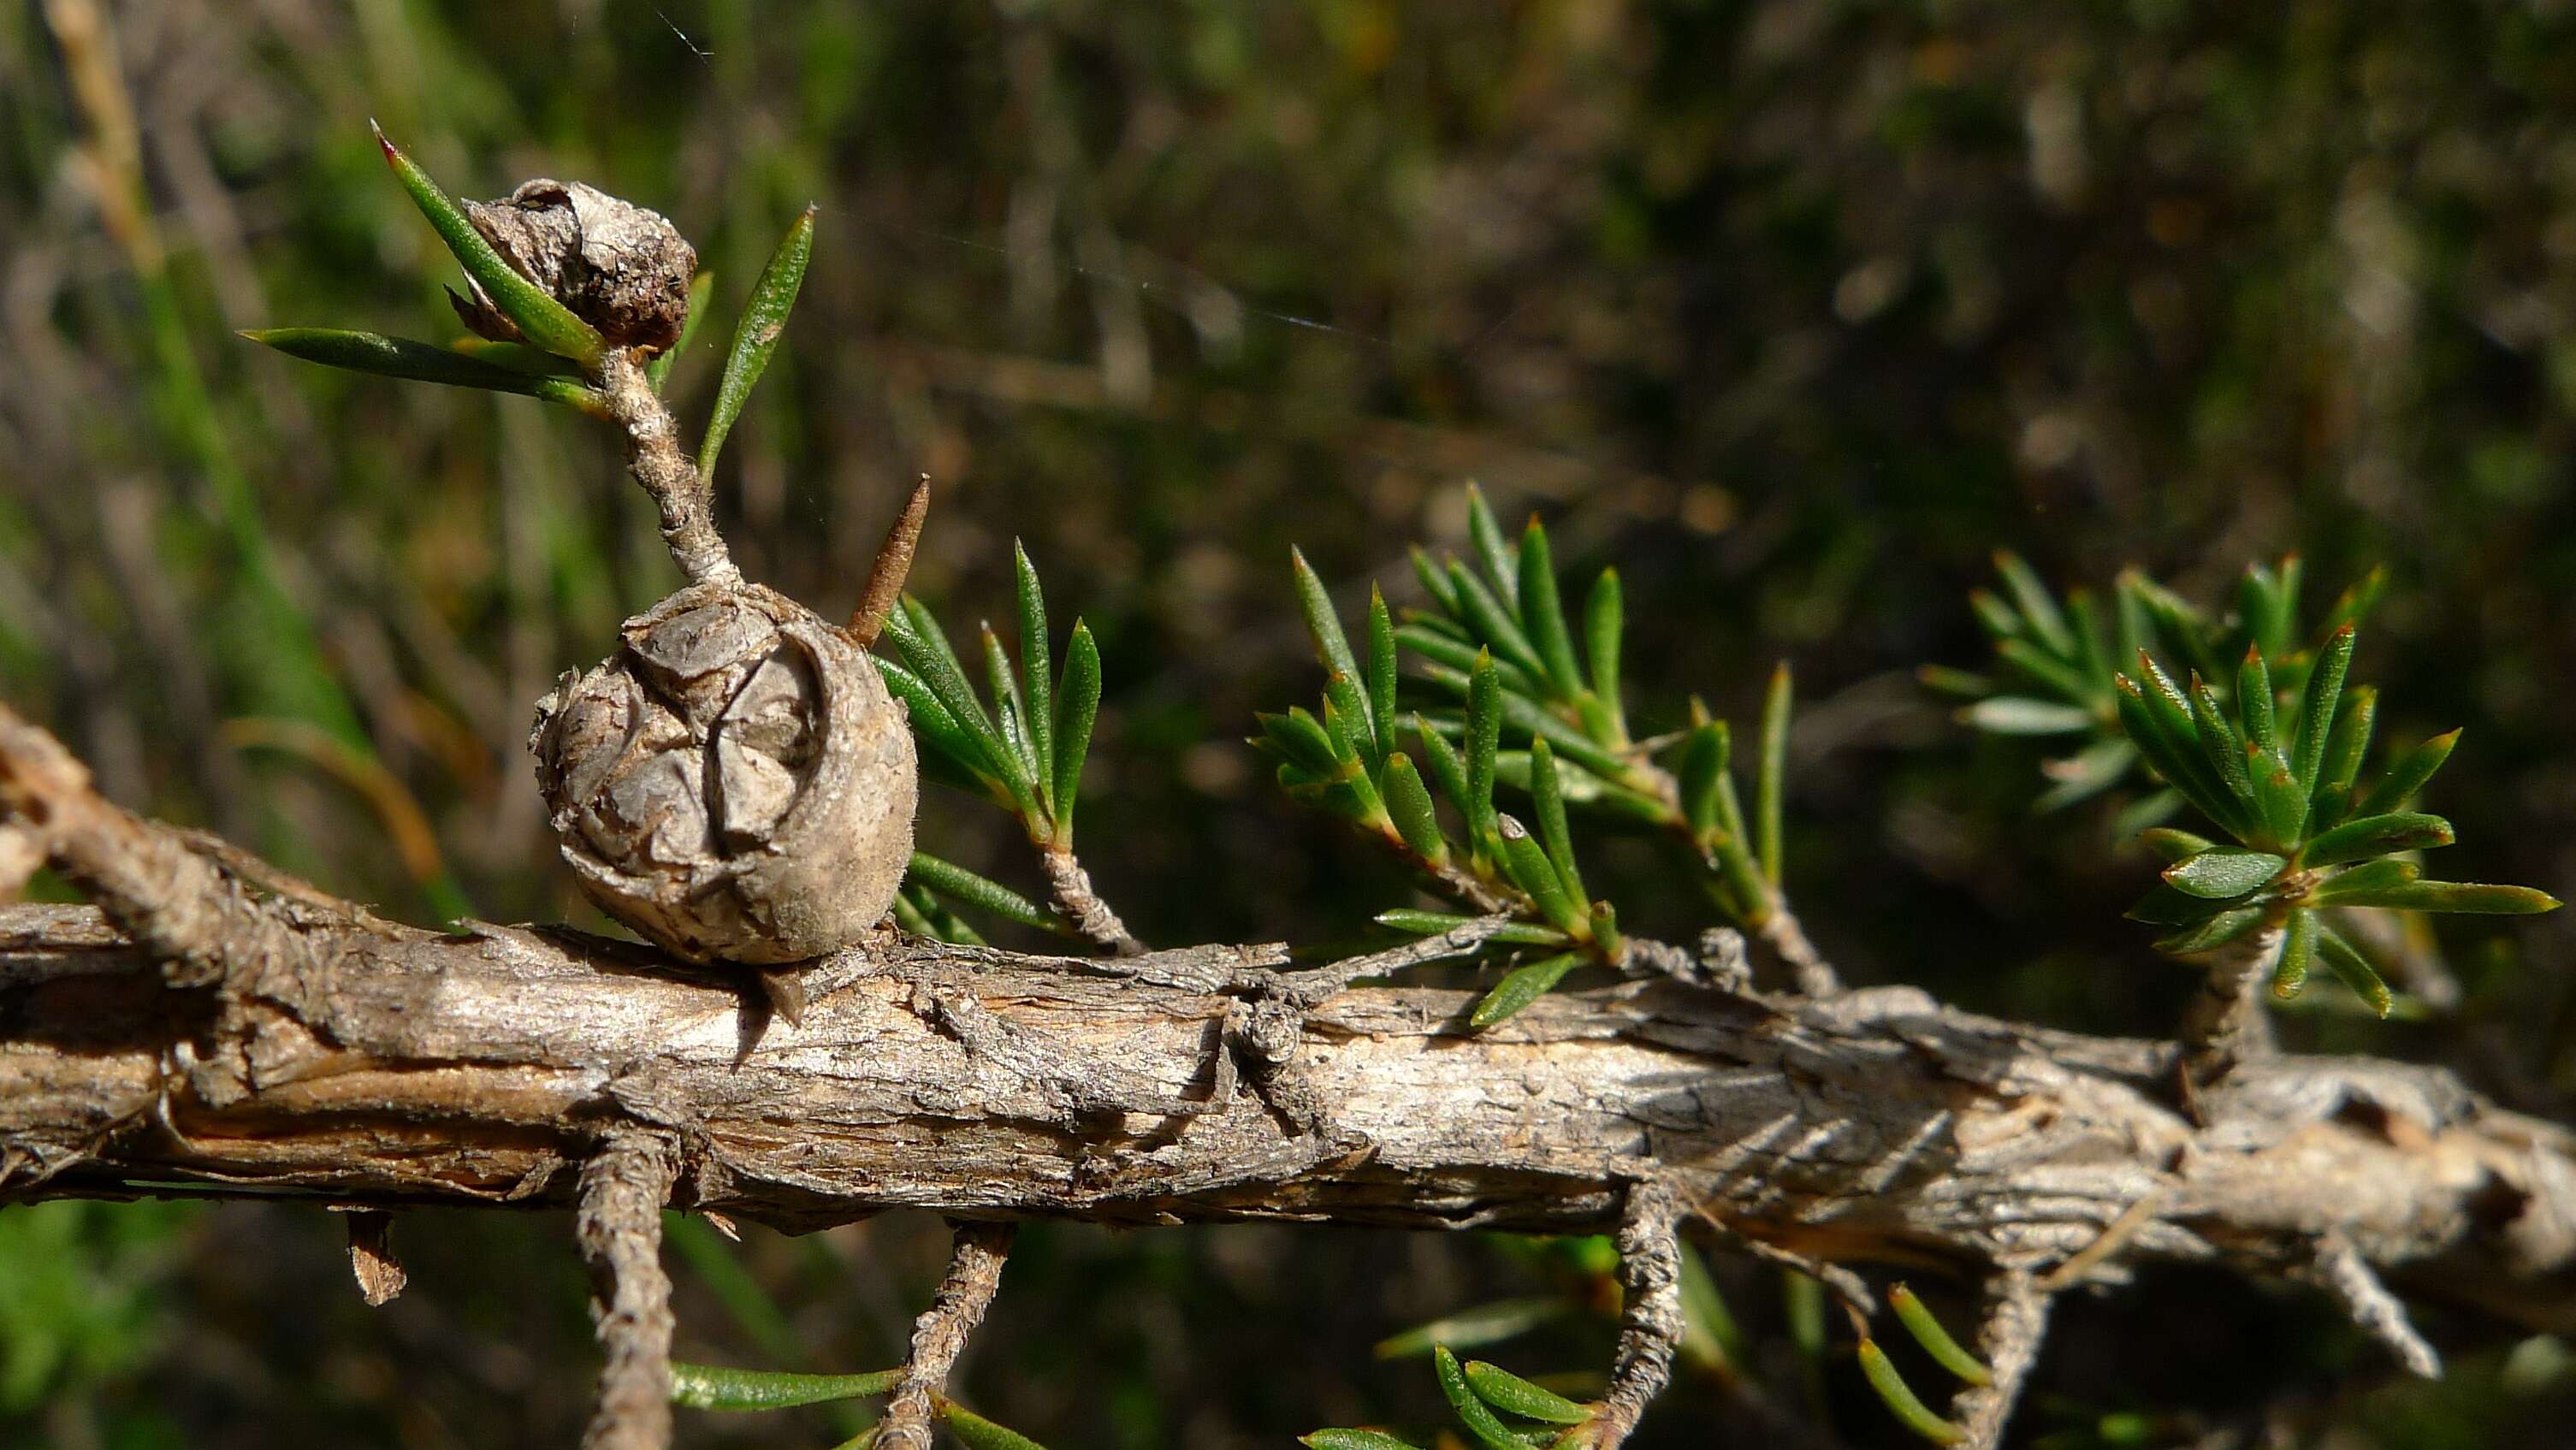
(670, 1362), (1053, 1449)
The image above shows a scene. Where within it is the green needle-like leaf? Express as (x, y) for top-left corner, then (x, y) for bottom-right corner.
(1374, 1298), (1572, 1359)
(699, 204), (815, 478)
(2308, 857), (2419, 904)
(1255, 708), (1344, 773)
(2164, 847), (2286, 898)
(1302, 1432), (1428, 1450)
(1466, 654), (1504, 850)
(2312, 684), (2378, 822)
(1496, 814), (1584, 935)
(2326, 880), (2561, 914)
(1994, 637), (2097, 704)
(1963, 697), (2095, 734)
(1014, 542), (1056, 816)
(2271, 906), (2318, 999)
(2315, 923), (2395, 1017)
(2355, 730), (2462, 818)
(1411, 545), (1462, 617)
(875, 658), (997, 785)
(1677, 720), (1731, 839)
(2186, 674), (2258, 816)
(2290, 625), (2354, 790)
(669, 1363), (902, 1411)
(2155, 906), (2268, 955)
(1398, 624), (1544, 697)
(2140, 828), (2216, 863)
(904, 852), (1067, 936)
(1432, 1346), (1530, 1450)
(1377, 909), (1568, 946)
(1967, 588), (2022, 642)
(2235, 645), (2277, 756)
(1325, 671), (1383, 776)
(1586, 569), (1626, 743)
(1053, 622), (1102, 841)
(1527, 741), (1584, 904)
(1759, 662), (1791, 886)
(1468, 951), (1584, 1028)
(939, 1400), (1053, 1450)
(983, 626), (1038, 789)
(1464, 484), (1519, 610)
(645, 269), (714, 388)
(887, 599), (1035, 819)
(1447, 559), (1549, 684)
(1992, 551), (2075, 658)
(2118, 664), (2249, 837)
(1412, 715), (1483, 843)
(2127, 883), (2240, 926)
(1461, 1362), (1591, 1424)
(1517, 518), (1583, 696)
(1888, 1285), (1991, 1386)
(374, 124), (604, 366)
(242, 328), (601, 407)
(1293, 547), (1365, 703)
(1857, 1340), (1966, 1445)
(2251, 754), (2310, 849)
(1382, 754), (1450, 866)
(1367, 586), (1399, 765)
(2301, 811), (2453, 868)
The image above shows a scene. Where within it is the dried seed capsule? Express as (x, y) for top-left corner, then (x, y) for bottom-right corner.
(530, 582), (916, 964)
(452, 179), (696, 354)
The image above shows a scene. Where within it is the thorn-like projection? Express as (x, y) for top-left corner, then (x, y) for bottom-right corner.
(2302, 1230), (2441, 1379)
(1948, 1272), (2052, 1450)
(577, 1129), (682, 1450)
(878, 1219), (1016, 1450)
(850, 472), (933, 648)
(1580, 1181), (1685, 1448)
(343, 1209), (406, 1306)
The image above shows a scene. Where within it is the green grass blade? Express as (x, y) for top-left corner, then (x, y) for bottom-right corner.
(699, 204), (816, 477)
(669, 1364), (902, 1412)
(1759, 662), (1791, 886)
(375, 125), (604, 364)
(1517, 518), (1583, 695)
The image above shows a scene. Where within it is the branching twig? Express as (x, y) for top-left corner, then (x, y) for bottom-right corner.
(595, 352), (737, 590)
(2181, 926), (2283, 1076)
(1950, 1272), (2052, 1450)
(2301, 1230), (2441, 1379)
(1039, 844), (1143, 956)
(1584, 1181), (1685, 1448)
(879, 1220), (1017, 1450)
(1756, 898), (1839, 997)
(577, 1128), (682, 1450)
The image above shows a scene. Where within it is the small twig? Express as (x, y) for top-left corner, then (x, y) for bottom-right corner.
(2181, 926), (2283, 1078)
(1583, 1181), (1686, 1448)
(1949, 1272), (2052, 1450)
(1758, 897), (1840, 997)
(595, 352), (738, 590)
(577, 1128), (682, 1450)
(2036, 1191), (2168, 1291)
(343, 1209), (406, 1306)
(849, 474), (933, 647)
(879, 1220), (1017, 1450)
(2301, 1230), (2440, 1379)
(1039, 844), (1143, 956)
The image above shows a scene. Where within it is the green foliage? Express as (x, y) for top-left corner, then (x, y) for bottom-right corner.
(239, 328), (601, 409)
(699, 206), (815, 478)
(1269, 492), (1809, 1025)
(875, 547), (1101, 852)
(902, 851), (1075, 940)
(1938, 556), (2557, 1017)
(373, 123), (606, 366)
(1311, 1345), (1602, 1450)
(670, 1364), (904, 1412)
(0, 1201), (194, 1416)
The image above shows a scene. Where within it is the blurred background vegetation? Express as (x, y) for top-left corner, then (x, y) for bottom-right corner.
(3, 0), (2573, 1445)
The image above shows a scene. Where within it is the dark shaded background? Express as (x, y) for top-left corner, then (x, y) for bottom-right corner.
(3, 0), (2573, 1445)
